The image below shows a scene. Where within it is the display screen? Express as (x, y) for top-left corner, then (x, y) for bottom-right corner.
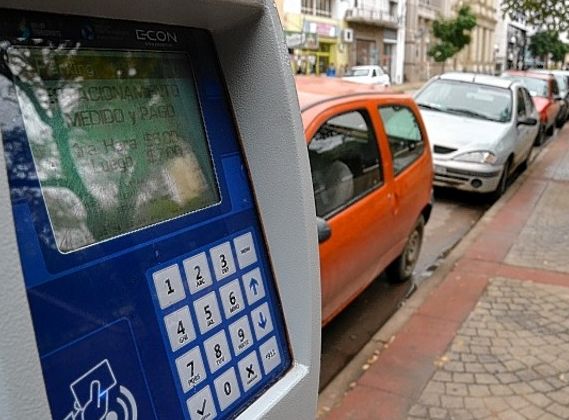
(7, 47), (220, 252)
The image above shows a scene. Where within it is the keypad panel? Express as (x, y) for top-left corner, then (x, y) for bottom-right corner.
(148, 230), (289, 419)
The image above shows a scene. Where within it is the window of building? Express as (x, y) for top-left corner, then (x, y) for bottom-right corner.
(308, 110), (383, 218)
(378, 106), (424, 175)
(302, 0), (332, 18)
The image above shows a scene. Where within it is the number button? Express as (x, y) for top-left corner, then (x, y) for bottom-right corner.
(218, 279), (245, 319)
(228, 316), (254, 356)
(204, 330), (232, 373)
(183, 252), (213, 295)
(209, 242), (236, 281)
(233, 232), (258, 269)
(259, 336), (282, 375)
(187, 386), (217, 420)
(251, 302), (274, 341)
(237, 351), (263, 392)
(164, 306), (196, 352)
(214, 368), (241, 411)
(175, 347), (207, 393)
(152, 264), (186, 309)
(193, 292), (222, 334)
(241, 268), (266, 306)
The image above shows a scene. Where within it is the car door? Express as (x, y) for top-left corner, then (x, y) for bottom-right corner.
(307, 105), (395, 324)
(513, 87), (531, 165)
(377, 103), (432, 254)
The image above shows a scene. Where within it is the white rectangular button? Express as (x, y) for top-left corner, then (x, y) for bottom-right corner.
(218, 279), (245, 319)
(237, 351), (262, 392)
(241, 268), (266, 306)
(228, 316), (254, 356)
(193, 292), (222, 334)
(175, 347), (207, 393)
(187, 386), (217, 420)
(209, 242), (236, 281)
(251, 302), (274, 341)
(214, 368), (241, 411)
(203, 330), (232, 373)
(152, 264), (186, 310)
(164, 306), (196, 352)
(183, 252), (213, 295)
(233, 232), (257, 269)
(259, 336), (281, 375)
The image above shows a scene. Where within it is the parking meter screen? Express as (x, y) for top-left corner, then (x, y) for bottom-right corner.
(7, 47), (220, 252)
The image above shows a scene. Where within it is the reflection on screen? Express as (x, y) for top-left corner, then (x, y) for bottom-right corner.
(8, 48), (220, 252)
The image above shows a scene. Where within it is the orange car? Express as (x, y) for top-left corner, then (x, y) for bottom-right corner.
(296, 76), (434, 325)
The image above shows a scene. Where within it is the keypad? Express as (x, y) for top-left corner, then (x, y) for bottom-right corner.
(148, 230), (287, 419)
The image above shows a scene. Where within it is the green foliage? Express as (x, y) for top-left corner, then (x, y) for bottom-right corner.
(428, 6), (477, 64)
(529, 30), (569, 64)
(501, 0), (569, 32)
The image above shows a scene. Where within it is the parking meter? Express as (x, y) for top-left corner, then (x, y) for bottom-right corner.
(0, 1), (321, 419)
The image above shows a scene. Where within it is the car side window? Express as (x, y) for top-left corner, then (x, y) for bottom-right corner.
(308, 110), (383, 218)
(517, 88), (527, 118)
(522, 88), (535, 113)
(552, 80), (560, 96)
(378, 105), (424, 175)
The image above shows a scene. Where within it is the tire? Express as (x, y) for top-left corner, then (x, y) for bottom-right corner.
(387, 216), (425, 284)
(547, 124), (555, 137)
(490, 159), (511, 202)
(520, 146), (532, 172)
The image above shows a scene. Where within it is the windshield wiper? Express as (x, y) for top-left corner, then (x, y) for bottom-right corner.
(417, 102), (443, 112)
(445, 107), (499, 121)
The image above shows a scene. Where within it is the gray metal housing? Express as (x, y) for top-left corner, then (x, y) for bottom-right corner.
(0, 1), (321, 418)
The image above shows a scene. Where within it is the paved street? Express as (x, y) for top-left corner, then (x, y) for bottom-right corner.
(322, 125), (569, 419)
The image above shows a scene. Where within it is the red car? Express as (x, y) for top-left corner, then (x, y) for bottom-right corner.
(502, 71), (562, 144)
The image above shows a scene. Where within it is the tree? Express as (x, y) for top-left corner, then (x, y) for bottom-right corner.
(428, 6), (477, 72)
(528, 30), (569, 67)
(501, 0), (569, 32)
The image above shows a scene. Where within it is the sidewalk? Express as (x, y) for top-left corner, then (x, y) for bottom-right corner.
(322, 127), (569, 420)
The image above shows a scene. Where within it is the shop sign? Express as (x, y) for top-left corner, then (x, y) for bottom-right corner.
(303, 20), (339, 38)
(285, 31), (306, 49)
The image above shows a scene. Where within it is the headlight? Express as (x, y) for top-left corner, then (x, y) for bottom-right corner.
(453, 151), (497, 164)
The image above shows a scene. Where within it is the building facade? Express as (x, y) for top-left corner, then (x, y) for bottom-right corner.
(281, 0), (406, 83)
(404, 0), (451, 83)
(494, 5), (531, 73)
(452, 0), (498, 74)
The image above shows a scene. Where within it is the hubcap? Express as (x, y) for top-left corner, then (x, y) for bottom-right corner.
(404, 230), (420, 274)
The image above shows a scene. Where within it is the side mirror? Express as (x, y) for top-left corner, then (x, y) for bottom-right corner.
(518, 117), (538, 126)
(555, 95), (563, 101)
(316, 217), (331, 243)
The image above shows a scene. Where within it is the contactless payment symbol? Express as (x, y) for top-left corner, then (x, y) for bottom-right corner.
(64, 360), (138, 420)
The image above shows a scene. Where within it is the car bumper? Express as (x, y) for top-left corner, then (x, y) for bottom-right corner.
(433, 159), (503, 193)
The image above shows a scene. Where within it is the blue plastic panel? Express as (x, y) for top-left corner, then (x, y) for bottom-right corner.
(0, 9), (291, 420)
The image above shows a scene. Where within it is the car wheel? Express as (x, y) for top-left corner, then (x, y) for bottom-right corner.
(387, 216), (425, 284)
(490, 159), (511, 201)
(520, 146), (532, 172)
(547, 124), (555, 137)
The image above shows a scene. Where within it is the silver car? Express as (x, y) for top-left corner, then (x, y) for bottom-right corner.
(415, 73), (539, 197)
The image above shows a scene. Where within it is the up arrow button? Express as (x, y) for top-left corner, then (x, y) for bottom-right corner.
(242, 268), (265, 305)
(251, 303), (273, 341)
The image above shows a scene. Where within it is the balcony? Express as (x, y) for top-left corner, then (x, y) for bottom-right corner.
(418, 0), (441, 20)
(345, 7), (399, 28)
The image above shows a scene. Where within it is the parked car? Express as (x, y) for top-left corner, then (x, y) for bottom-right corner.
(295, 76), (433, 325)
(502, 71), (562, 143)
(531, 69), (569, 123)
(342, 65), (391, 87)
(415, 73), (539, 198)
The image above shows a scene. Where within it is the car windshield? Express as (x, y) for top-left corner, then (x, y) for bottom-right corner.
(503, 75), (549, 97)
(347, 68), (371, 77)
(415, 79), (512, 123)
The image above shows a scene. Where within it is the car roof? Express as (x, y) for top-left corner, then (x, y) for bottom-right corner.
(438, 72), (513, 89)
(503, 70), (554, 81)
(295, 75), (396, 111)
